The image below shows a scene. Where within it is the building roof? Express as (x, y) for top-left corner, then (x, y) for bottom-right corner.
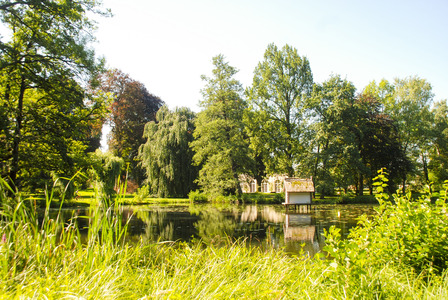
(284, 178), (315, 193)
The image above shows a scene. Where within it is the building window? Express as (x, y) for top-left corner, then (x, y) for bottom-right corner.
(275, 180), (282, 193)
(250, 180), (257, 193)
(261, 180), (268, 193)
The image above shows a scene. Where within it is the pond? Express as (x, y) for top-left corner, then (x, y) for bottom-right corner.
(58, 203), (377, 256)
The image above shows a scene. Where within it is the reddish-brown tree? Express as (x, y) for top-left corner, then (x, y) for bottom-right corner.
(99, 69), (164, 184)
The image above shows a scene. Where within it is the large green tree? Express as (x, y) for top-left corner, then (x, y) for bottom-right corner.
(356, 93), (410, 193)
(428, 100), (448, 188)
(98, 69), (164, 185)
(309, 75), (409, 196)
(366, 77), (434, 192)
(307, 75), (359, 196)
(139, 105), (197, 198)
(191, 55), (252, 198)
(247, 43), (313, 176)
(0, 0), (108, 188)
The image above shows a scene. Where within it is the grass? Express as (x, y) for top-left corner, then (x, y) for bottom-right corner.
(30, 185), (378, 207)
(241, 192), (284, 204)
(2, 178), (448, 299)
(241, 191), (378, 205)
(28, 188), (191, 208)
(118, 196), (190, 205)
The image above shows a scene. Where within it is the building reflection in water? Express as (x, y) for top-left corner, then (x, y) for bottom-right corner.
(284, 212), (320, 256)
(51, 204), (374, 256)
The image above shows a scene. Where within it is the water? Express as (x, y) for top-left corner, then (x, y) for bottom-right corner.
(57, 203), (376, 256)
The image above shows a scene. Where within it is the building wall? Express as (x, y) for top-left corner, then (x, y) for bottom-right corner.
(240, 174), (290, 194)
(286, 192), (312, 204)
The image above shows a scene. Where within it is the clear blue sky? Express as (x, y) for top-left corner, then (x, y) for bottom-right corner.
(94, 0), (448, 112)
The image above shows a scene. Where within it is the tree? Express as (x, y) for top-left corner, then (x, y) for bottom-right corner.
(139, 105), (198, 198)
(428, 100), (448, 188)
(308, 75), (409, 196)
(89, 149), (124, 205)
(190, 55), (252, 198)
(356, 93), (410, 193)
(367, 77), (434, 192)
(307, 75), (359, 196)
(0, 0), (108, 189)
(247, 43), (313, 176)
(98, 69), (164, 185)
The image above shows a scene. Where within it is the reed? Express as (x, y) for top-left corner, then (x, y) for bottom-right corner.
(1, 177), (448, 299)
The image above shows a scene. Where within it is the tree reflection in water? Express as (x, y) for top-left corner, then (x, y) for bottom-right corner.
(52, 204), (375, 256)
(193, 206), (237, 243)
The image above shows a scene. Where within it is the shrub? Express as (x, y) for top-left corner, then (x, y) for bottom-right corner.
(273, 192), (284, 204)
(188, 190), (208, 202)
(325, 169), (448, 276)
(88, 150), (124, 203)
(133, 185), (150, 202)
(336, 193), (351, 204)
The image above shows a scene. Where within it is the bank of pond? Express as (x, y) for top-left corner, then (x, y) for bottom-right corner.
(2, 179), (448, 298)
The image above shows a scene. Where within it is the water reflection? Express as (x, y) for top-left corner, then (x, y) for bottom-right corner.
(51, 204), (376, 256)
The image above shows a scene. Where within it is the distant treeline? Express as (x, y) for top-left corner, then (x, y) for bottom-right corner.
(1, 2), (446, 200)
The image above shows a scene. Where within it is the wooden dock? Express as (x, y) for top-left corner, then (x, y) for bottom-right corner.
(282, 203), (312, 213)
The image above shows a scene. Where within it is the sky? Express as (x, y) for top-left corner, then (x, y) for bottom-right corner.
(93, 0), (448, 113)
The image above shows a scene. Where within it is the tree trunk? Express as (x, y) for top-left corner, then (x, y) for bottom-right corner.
(358, 173), (364, 196)
(402, 175), (407, 194)
(10, 76), (26, 187)
(422, 152), (431, 193)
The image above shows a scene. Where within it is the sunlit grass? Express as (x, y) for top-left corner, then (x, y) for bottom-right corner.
(118, 196), (190, 205)
(1, 177), (448, 299)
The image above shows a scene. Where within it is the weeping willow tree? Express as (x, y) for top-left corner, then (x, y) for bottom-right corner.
(139, 106), (197, 198)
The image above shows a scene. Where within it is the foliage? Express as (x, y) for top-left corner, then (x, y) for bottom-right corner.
(308, 75), (359, 196)
(139, 105), (197, 197)
(88, 150), (124, 204)
(429, 100), (448, 188)
(191, 55), (252, 198)
(366, 77), (434, 192)
(0, 0), (109, 189)
(308, 75), (410, 196)
(325, 169), (448, 279)
(133, 184), (150, 202)
(2, 176), (448, 298)
(356, 92), (410, 192)
(247, 43), (313, 176)
(98, 69), (164, 185)
(188, 190), (208, 202)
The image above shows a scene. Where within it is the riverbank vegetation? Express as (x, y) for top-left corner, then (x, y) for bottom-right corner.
(1, 172), (448, 298)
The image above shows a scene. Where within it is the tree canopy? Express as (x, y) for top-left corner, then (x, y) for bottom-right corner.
(191, 55), (252, 197)
(0, 0), (108, 189)
(139, 105), (197, 198)
(247, 43), (313, 176)
(1, 5), (445, 202)
(97, 69), (164, 185)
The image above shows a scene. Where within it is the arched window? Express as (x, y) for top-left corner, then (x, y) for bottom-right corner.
(275, 180), (282, 193)
(261, 180), (268, 193)
(250, 180), (257, 193)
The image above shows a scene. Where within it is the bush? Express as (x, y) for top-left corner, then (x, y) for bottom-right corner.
(335, 193), (351, 204)
(88, 150), (124, 203)
(188, 190), (208, 202)
(133, 185), (150, 202)
(206, 194), (239, 203)
(273, 192), (284, 204)
(325, 169), (448, 276)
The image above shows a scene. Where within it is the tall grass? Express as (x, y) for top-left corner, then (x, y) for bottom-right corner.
(1, 176), (448, 299)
